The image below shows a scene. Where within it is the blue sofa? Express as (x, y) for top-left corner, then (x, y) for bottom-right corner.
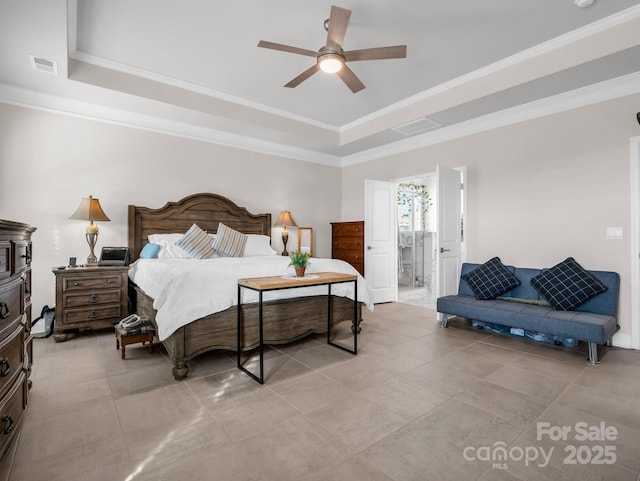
(436, 262), (620, 364)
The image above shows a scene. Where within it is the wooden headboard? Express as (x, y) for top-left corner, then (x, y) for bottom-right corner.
(128, 193), (272, 261)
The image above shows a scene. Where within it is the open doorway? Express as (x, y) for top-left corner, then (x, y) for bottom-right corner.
(396, 174), (437, 308)
(364, 167), (465, 306)
(395, 168), (465, 309)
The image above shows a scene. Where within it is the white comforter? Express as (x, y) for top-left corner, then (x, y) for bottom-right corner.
(128, 256), (374, 341)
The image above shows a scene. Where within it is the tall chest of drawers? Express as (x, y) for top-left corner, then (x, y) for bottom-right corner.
(52, 266), (129, 342)
(0, 219), (35, 480)
(331, 221), (365, 276)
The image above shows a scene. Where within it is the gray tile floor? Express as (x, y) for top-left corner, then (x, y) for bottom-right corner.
(10, 303), (640, 481)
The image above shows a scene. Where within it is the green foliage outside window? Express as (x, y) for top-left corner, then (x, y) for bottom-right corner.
(397, 183), (433, 231)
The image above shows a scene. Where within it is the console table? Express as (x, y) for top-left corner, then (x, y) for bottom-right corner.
(237, 272), (358, 384)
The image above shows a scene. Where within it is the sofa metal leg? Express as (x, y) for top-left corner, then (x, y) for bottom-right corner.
(440, 314), (449, 328)
(588, 342), (600, 364)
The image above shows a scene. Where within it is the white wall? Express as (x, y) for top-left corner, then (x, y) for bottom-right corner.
(3, 92), (639, 346)
(342, 93), (640, 342)
(0, 104), (342, 314)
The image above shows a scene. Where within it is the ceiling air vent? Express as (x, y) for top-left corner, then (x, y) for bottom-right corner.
(392, 117), (441, 136)
(30, 55), (58, 75)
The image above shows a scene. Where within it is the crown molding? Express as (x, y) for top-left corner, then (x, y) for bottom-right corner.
(0, 83), (342, 167)
(2, 70), (638, 169)
(341, 71), (640, 167)
(69, 51), (341, 134)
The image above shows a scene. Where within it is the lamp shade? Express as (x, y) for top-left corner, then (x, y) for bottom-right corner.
(69, 196), (111, 222)
(274, 211), (297, 228)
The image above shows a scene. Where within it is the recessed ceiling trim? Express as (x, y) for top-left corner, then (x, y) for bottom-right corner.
(341, 4), (640, 133)
(2, 73), (638, 169)
(0, 82), (341, 167)
(68, 50), (340, 134)
(66, 0), (640, 148)
(67, 0), (77, 54)
(342, 71), (640, 167)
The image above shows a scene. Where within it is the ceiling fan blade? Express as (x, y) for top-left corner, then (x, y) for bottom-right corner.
(344, 45), (407, 62)
(257, 40), (318, 58)
(284, 64), (320, 88)
(326, 5), (351, 50)
(336, 64), (365, 93)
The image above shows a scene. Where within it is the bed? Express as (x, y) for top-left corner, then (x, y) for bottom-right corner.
(128, 193), (370, 380)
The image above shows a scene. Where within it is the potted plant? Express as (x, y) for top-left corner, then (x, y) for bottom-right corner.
(289, 251), (311, 277)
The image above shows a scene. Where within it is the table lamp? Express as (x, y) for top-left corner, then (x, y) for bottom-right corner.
(274, 210), (297, 256)
(69, 195), (111, 265)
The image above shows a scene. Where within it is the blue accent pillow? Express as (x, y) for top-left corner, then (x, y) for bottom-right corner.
(461, 257), (520, 300)
(140, 243), (161, 259)
(530, 257), (607, 311)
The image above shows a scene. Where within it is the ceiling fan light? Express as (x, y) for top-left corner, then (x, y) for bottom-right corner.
(319, 54), (343, 73)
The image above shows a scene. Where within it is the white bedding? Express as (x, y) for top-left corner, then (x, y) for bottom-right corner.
(128, 256), (374, 341)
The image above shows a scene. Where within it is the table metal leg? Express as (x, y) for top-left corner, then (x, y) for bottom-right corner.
(236, 284), (241, 369)
(353, 279), (358, 354)
(237, 286), (264, 384)
(326, 284), (332, 344)
(258, 291), (264, 383)
(327, 280), (358, 355)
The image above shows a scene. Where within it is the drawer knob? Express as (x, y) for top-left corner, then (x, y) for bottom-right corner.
(88, 311), (97, 319)
(106, 279), (113, 284)
(89, 294), (98, 303)
(0, 302), (8, 320)
(0, 359), (9, 377)
(73, 282), (79, 287)
(2, 415), (13, 435)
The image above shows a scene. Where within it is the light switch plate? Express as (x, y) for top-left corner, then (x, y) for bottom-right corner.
(606, 227), (623, 239)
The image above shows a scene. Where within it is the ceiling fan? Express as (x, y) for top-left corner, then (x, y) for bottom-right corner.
(258, 5), (407, 93)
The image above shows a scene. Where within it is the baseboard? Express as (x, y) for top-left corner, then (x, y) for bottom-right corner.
(612, 332), (632, 349)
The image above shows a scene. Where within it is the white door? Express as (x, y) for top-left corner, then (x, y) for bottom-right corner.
(364, 179), (396, 303)
(436, 166), (463, 301)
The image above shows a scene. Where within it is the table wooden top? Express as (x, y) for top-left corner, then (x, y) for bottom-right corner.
(238, 272), (357, 290)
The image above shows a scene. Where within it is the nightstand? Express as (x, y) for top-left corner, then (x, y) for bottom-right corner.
(52, 266), (129, 342)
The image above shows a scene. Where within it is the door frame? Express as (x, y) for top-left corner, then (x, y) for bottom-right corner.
(630, 136), (640, 349)
(459, 166), (468, 264)
(394, 172), (436, 303)
(391, 166), (468, 304)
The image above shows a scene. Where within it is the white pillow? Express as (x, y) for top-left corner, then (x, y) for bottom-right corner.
(149, 231), (216, 259)
(243, 234), (277, 256)
(148, 233), (184, 244)
(157, 243), (192, 258)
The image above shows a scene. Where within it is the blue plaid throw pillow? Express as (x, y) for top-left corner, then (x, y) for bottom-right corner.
(461, 257), (520, 300)
(530, 257), (607, 311)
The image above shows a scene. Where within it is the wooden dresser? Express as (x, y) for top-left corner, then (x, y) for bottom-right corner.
(52, 266), (129, 342)
(0, 219), (35, 480)
(331, 221), (364, 276)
